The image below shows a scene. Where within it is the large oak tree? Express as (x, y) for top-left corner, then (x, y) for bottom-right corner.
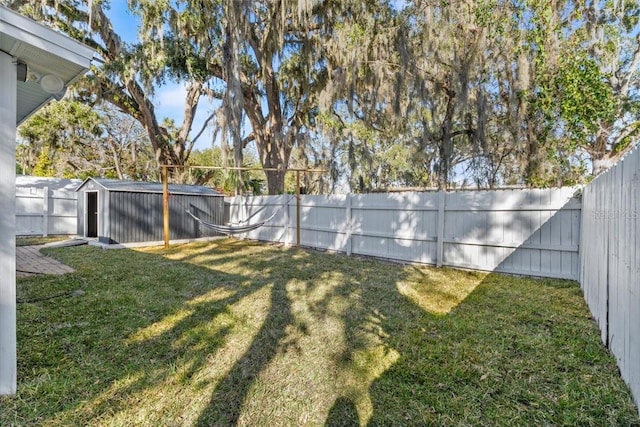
(8, 0), (216, 181)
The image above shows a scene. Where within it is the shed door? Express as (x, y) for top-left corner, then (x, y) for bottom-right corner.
(87, 192), (98, 238)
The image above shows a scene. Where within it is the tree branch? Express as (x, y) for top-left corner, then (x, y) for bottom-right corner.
(619, 33), (640, 97)
(185, 111), (217, 160)
(178, 82), (203, 157)
(242, 133), (255, 148)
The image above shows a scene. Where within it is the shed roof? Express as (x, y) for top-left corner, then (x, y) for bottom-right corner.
(0, 5), (95, 124)
(76, 177), (222, 196)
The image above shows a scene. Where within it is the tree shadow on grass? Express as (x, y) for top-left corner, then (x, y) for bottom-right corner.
(239, 248), (638, 426)
(192, 248), (446, 426)
(10, 241), (639, 426)
(160, 241), (638, 425)
(364, 274), (640, 426)
(325, 396), (359, 426)
(193, 273), (293, 426)
(12, 241), (298, 425)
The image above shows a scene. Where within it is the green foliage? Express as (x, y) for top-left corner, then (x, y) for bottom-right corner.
(11, 0), (640, 188)
(556, 54), (618, 143)
(32, 145), (54, 177)
(222, 172), (265, 196)
(19, 99), (103, 149)
(335, 22), (367, 47)
(187, 147), (264, 194)
(316, 111), (345, 133)
(16, 98), (156, 180)
(473, 0), (498, 28)
(614, 128), (639, 154)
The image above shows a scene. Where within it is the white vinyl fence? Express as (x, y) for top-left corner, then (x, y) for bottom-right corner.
(581, 145), (640, 410)
(16, 187), (77, 236)
(228, 187), (581, 280)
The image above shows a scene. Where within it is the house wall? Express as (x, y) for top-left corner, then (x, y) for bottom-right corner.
(0, 50), (18, 394)
(227, 187), (581, 280)
(580, 144), (640, 410)
(1, 3), (93, 397)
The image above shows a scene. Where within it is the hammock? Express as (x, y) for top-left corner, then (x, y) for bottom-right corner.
(186, 201), (288, 235)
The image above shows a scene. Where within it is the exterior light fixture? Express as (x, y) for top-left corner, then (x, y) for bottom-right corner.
(25, 69), (65, 94)
(39, 73), (64, 94)
(16, 61), (27, 82)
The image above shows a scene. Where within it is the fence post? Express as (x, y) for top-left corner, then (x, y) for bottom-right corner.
(42, 186), (49, 237)
(345, 193), (352, 256)
(436, 191), (445, 267)
(282, 195), (288, 245)
(295, 171), (301, 247)
(282, 194), (289, 245)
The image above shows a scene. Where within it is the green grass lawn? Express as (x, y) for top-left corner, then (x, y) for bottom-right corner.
(1, 239), (638, 426)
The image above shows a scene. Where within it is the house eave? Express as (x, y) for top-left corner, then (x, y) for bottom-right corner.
(0, 5), (94, 68)
(1, 5), (95, 124)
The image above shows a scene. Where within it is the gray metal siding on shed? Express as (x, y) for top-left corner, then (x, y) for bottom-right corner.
(76, 178), (224, 244)
(76, 192), (84, 236)
(106, 191), (224, 244)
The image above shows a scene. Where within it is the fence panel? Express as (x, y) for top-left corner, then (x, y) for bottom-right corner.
(580, 145), (640, 411)
(227, 187), (580, 280)
(443, 188), (580, 279)
(350, 192), (440, 265)
(49, 189), (78, 235)
(16, 187), (77, 236)
(16, 188), (45, 235)
(228, 195), (291, 244)
(298, 194), (349, 252)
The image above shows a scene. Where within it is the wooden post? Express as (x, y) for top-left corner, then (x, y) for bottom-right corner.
(162, 166), (170, 249)
(296, 170), (301, 247)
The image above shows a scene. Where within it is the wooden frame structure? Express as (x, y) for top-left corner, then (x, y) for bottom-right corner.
(160, 165), (325, 249)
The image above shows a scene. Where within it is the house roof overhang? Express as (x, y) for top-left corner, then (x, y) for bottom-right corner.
(0, 4), (95, 125)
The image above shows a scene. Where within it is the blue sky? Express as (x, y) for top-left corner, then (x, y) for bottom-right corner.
(106, 3), (219, 151)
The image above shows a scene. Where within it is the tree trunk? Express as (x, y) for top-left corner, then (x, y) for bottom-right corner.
(245, 99), (292, 194)
(437, 85), (456, 190)
(106, 137), (124, 179)
(258, 133), (291, 194)
(265, 169), (287, 195)
(260, 135), (291, 194)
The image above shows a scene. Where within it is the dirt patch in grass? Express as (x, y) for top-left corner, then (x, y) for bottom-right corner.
(16, 236), (68, 247)
(1, 239), (638, 426)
